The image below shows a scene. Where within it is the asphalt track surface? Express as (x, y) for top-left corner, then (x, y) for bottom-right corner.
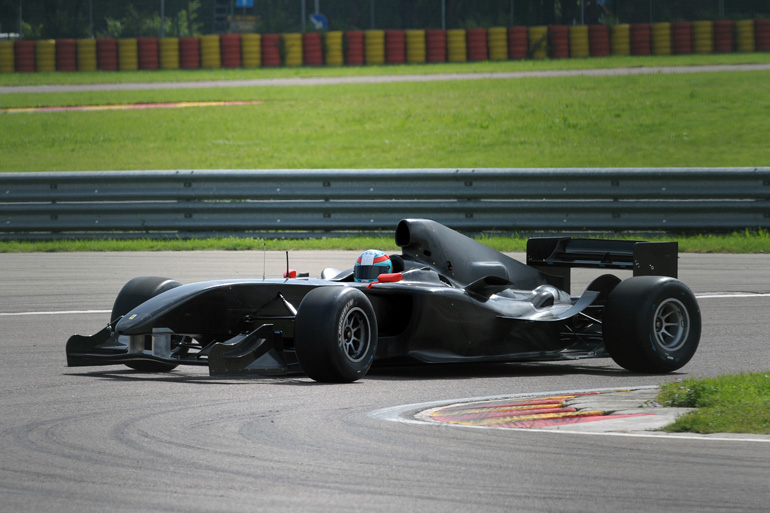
(3, 63), (770, 95)
(2, 250), (770, 512)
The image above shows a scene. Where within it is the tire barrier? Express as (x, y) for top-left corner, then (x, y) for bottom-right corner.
(569, 25), (589, 58)
(179, 37), (200, 69)
(345, 31), (364, 65)
(672, 22), (692, 54)
(303, 32), (323, 66)
(76, 38), (97, 71)
(611, 24), (630, 56)
(138, 37), (159, 70)
(630, 23), (651, 55)
(651, 23), (672, 55)
(447, 29), (466, 62)
(549, 25), (569, 58)
(14, 40), (36, 72)
(385, 29), (405, 64)
(118, 38), (138, 71)
(588, 25), (610, 56)
(96, 38), (118, 71)
(55, 39), (77, 71)
(283, 33), (303, 67)
(755, 19), (770, 52)
(713, 20), (734, 53)
(8, 19), (770, 76)
(241, 33), (261, 68)
(35, 40), (56, 72)
(693, 21), (713, 54)
(508, 26), (528, 60)
(0, 41), (14, 73)
(220, 34), (241, 68)
(466, 28), (488, 61)
(426, 29), (446, 62)
(736, 19), (755, 52)
(324, 31), (343, 66)
(200, 34), (221, 68)
(365, 30), (385, 65)
(528, 26), (548, 59)
(405, 29), (426, 64)
(159, 37), (179, 70)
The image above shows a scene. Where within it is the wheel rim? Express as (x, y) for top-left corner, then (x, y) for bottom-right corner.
(654, 298), (690, 351)
(340, 307), (370, 363)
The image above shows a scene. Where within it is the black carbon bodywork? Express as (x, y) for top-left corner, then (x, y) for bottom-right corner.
(66, 218), (681, 376)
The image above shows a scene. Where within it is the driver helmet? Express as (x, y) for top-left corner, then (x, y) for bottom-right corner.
(354, 249), (392, 282)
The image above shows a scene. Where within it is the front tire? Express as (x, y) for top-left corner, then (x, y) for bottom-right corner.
(294, 287), (378, 383)
(603, 276), (701, 373)
(111, 276), (182, 372)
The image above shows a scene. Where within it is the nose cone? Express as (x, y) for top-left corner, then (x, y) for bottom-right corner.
(115, 311), (154, 335)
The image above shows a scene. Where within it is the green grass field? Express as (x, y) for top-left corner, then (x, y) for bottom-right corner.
(657, 373), (770, 434)
(2, 55), (770, 171)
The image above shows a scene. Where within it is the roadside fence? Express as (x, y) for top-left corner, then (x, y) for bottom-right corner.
(1, 168), (768, 240)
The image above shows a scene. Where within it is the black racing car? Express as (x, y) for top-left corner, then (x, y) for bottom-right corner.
(66, 218), (701, 382)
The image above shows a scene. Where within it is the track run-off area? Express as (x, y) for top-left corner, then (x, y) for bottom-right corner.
(1, 250), (769, 512)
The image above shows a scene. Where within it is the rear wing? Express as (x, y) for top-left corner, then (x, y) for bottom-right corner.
(526, 237), (678, 293)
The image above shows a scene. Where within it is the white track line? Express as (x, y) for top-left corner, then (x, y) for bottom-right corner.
(0, 309), (110, 316)
(696, 293), (770, 299)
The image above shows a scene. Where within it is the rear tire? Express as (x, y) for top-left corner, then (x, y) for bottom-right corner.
(112, 276), (182, 372)
(603, 276), (701, 373)
(294, 287), (377, 383)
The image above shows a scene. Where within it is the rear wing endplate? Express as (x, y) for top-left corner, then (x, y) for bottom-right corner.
(526, 237), (678, 293)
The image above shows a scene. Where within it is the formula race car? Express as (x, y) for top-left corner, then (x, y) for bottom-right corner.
(66, 219), (701, 382)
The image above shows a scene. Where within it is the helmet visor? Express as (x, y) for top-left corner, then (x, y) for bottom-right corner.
(355, 265), (388, 282)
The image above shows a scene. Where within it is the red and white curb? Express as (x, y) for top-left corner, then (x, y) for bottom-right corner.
(369, 387), (770, 442)
(417, 391), (654, 429)
(2, 100), (263, 114)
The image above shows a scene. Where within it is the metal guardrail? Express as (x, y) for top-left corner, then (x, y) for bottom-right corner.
(1, 168), (769, 239)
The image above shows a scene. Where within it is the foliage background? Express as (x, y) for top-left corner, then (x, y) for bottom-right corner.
(3, 1), (770, 40)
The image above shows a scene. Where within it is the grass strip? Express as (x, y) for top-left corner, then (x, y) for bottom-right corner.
(1, 230), (768, 253)
(657, 373), (770, 434)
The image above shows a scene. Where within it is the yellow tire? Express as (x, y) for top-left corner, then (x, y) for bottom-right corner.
(283, 33), (303, 67)
(159, 38), (179, 70)
(405, 29), (426, 64)
(693, 21), (713, 54)
(77, 38), (97, 71)
(652, 22), (672, 55)
(736, 20), (755, 52)
(569, 25), (590, 58)
(447, 29), (467, 62)
(611, 24), (630, 56)
(118, 38), (138, 71)
(36, 40), (56, 72)
(241, 33), (261, 68)
(365, 30), (385, 65)
(0, 41), (14, 73)
(528, 26), (548, 59)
